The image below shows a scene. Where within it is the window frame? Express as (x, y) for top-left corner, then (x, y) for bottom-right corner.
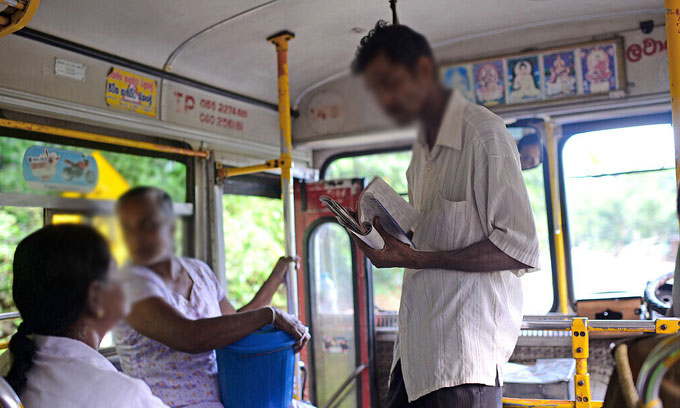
(319, 143), (559, 313)
(0, 125), (195, 352)
(558, 111), (673, 306)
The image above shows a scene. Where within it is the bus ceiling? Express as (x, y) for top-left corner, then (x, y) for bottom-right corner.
(0, 1), (673, 158)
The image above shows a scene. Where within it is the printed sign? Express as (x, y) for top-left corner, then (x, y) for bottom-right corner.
(322, 336), (350, 354)
(105, 68), (157, 117)
(306, 90), (348, 135)
(54, 58), (86, 82)
(23, 146), (98, 193)
(623, 28), (668, 97)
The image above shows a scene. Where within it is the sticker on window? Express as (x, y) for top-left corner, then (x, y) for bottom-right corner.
(23, 146), (98, 193)
(322, 336), (350, 354)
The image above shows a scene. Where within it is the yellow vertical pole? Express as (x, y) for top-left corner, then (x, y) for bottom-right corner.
(545, 121), (570, 314)
(267, 31), (298, 317)
(268, 30), (303, 402)
(666, 2), (680, 187)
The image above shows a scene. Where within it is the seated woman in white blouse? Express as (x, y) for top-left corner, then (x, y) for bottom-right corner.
(0, 224), (167, 408)
(113, 187), (310, 408)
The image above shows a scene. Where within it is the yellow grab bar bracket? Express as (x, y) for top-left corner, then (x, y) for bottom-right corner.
(572, 318), (592, 407)
(655, 318), (680, 334)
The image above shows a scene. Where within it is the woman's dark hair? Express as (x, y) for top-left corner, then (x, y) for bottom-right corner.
(352, 20), (433, 74)
(6, 224), (111, 395)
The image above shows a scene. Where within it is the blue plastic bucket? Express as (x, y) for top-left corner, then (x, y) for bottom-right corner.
(216, 325), (296, 408)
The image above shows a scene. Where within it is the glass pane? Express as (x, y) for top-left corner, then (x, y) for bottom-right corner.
(222, 195), (287, 310)
(325, 151), (411, 195)
(308, 222), (357, 408)
(0, 134), (189, 343)
(563, 124), (678, 299)
(521, 164), (554, 314)
(324, 146), (556, 317)
(0, 206), (41, 340)
(0, 135), (187, 202)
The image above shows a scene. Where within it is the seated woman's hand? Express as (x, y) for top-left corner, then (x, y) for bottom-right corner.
(272, 308), (310, 353)
(269, 256), (300, 285)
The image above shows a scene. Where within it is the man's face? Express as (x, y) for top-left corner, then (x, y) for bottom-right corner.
(519, 142), (542, 170)
(117, 196), (175, 266)
(362, 52), (431, 126)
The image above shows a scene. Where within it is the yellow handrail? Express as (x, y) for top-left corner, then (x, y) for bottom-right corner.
(665, 0), (680, 187)
(545, 120), (570, 314)
(0, 0), (39, 40)
(0, 119), (210, 159)
(502, 318), (680, 408)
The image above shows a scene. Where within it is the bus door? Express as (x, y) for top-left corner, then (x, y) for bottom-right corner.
(294, 179), (373, 408)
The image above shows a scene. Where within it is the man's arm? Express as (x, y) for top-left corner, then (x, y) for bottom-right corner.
(352, 218), (529, 272)
(126, 297), (310, 353)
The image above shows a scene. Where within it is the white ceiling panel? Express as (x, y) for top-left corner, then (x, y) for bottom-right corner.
(24, 0), (664, 105)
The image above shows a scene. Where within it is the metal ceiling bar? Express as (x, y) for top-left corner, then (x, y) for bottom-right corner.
(163, 0), (280, 73)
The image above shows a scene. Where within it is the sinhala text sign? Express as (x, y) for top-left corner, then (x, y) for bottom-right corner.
(105, 67), (157, 117)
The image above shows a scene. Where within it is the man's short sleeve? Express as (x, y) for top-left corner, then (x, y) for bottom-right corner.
(472, 128), (541, 272)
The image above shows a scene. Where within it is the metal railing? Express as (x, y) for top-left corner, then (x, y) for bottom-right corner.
(503, 317), (680, 408)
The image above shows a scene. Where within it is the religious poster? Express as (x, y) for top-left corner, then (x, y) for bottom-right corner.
(543, 51), (578, 98)
(473, 60), (505, 106)
(442, 64), (475, 103)
(507, 55), (542, 103)
(580, 44), (618, 94)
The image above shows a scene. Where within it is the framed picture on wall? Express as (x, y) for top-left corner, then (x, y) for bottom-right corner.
(543, 51), (577, 98)
(439, 38), (625, 108)
(580, 44), (618, 94)
(507, 55), (542, 103)
(473, 60), (506, 106)
(441, 64), (475, 103)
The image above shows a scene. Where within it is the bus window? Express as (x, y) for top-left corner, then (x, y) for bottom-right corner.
(563, 124), (678, 300)
(324, 147), (554, 315)
(0, 133), (189, 345)
(325, 151), (409, 316)
(222, 194), (287, 310)
(325, 151), (411, 195)
(307, 221), (357, 408)
(518, 157), (554, 314)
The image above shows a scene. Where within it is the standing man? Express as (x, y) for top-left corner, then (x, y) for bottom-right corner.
(351, 21), (540, 407)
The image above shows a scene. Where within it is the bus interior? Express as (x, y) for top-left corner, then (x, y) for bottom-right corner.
(0, 0), (679, 407)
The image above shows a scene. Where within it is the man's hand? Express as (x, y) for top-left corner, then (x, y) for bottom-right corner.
(272, 308), (311, 353)
(351, 217), (418, 269)
(269, 255), (300, 285)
